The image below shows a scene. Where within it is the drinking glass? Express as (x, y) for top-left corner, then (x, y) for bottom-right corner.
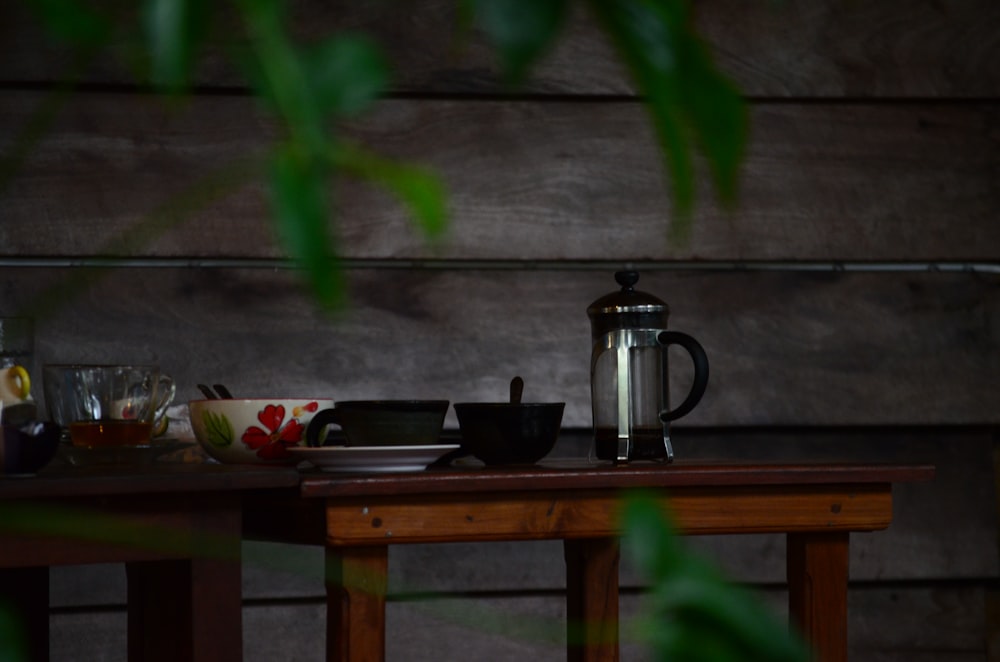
(43, 364), (175, 448)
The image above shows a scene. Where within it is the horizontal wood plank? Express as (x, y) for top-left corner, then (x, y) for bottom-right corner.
(1, 94), (997, 261)
(3, 267), (997, 427)
(44, 584), (993, 661)
(317, 485), (892, 545)
(2, 0), (997, 97)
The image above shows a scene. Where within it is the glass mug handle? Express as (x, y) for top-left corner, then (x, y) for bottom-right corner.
(2, 365), (31, 400)
(656, 331), (710, 422)
(152, 374), (176, 436)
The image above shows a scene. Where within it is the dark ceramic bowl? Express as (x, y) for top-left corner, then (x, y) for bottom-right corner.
(1, 421), (61, 476)
(453, 402), (565, 466)
(305, 400), (450, 447)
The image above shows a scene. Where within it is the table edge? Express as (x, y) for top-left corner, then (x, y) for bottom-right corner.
(298, 462), (936, 498)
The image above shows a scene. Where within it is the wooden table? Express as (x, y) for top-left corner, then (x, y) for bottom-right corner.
(244, 460), (934, 662)
(0, 462), (300, 662)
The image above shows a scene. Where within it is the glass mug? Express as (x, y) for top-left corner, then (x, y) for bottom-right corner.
(43, 364), (175, 448)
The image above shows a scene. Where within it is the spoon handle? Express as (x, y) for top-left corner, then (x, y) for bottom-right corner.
(213, 384), (234, 399)
(197, 384), (218, 400)
(509, 376), (524, 404)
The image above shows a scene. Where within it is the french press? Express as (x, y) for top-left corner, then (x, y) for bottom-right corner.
(587, 271), (709, 463)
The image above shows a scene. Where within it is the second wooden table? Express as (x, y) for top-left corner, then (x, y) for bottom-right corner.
(244, 460), (934, 662)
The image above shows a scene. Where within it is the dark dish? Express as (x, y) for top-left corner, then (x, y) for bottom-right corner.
(453, 402), (564, 466)
(305, 400), (449, 447)
(0, 421), (61, 475)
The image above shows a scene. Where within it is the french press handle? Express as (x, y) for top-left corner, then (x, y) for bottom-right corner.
(656, 331), (709, 422)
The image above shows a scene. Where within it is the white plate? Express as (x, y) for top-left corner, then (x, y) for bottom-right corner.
(287, 444), (460, 473)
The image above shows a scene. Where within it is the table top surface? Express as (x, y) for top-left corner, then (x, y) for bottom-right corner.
(0, 462), (300, 499)
(297, 458), (937, 498)
(0, 458), (936, 500)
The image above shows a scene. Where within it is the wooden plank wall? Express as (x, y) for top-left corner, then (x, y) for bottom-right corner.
(2, 0), (999, 659)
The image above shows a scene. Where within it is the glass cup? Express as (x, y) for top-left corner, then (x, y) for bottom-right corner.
(43, 364), (176, 448)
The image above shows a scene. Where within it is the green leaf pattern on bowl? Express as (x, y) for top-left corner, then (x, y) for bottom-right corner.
(201, 410), (234, 448)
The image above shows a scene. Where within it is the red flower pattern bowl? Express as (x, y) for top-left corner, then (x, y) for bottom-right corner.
(189, 398), (334, 465)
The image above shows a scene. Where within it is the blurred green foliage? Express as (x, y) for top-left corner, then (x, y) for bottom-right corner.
(622, 493), (809, 661)
(0, 602), (27, 662)
(15, 0), (746, 309)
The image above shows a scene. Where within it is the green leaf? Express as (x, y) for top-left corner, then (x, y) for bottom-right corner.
(621, 493), (809, 662)
(332, 143), (449, 239)
(0, 600), (27, 662)
(202, 410), (234, 448)
(587, 0), (747, 233)
(671, 16), (747, 204)
(269, 144), (345, 309)
(237, 0), (326, 149)
(467, 0), (570, 86)
(25, 0), (112, 47)
(620, 490), (683, 579)
(142, 0), (212, 94)
(241, 32), (387, 129)
(302, 35), (389, 118)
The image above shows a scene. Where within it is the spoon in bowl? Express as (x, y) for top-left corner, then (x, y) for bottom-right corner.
(212, 384), (234, 399)
(197, 384), (234, 400)
(509, 376), (524, 404)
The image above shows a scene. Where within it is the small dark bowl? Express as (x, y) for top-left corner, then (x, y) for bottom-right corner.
(453, 402), (565, 466)
(1, 421), (61, 476)
(306, 400), (450, 447)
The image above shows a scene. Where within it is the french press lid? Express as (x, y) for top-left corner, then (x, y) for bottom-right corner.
(587, 271), (670, 338)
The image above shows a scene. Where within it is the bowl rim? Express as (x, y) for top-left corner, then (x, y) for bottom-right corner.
(189, 397), (335, 405)
(334, 400), (450, 410)
(454, 402), (565, 409)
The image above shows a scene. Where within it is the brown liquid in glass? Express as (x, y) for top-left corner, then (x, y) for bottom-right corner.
(69, 421), (153, 448)
(595, 426), (670, 461)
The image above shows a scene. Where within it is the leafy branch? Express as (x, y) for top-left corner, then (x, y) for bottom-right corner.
(621, 493), (809, 661)
(15, 0), (746, 309)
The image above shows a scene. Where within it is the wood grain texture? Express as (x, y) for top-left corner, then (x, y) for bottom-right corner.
(2, 0), (997, 97)
(327, 546), (388, 662)
(788, 532), (850, 662)
(3, 267), (997, 427)
(565, 538), (620, 662)
(2, 93), (997, 261)
(317, 485), (892, 545)
(238, 430), (996, 599)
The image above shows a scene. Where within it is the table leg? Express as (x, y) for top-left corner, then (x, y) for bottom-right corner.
(126, 557), (242, 662)
(564, 537), (620, 662)
(326, 546), (388, 662)
(787, 531), (849, 662)
(0, 566), (48, 662)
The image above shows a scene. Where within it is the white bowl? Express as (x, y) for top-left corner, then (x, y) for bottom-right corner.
(189, 398), (334, 465)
